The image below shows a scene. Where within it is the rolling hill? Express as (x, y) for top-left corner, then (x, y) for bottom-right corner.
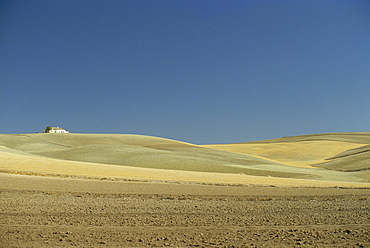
(0, 132), (369, 186)
(203, 132), (370, 182)
(0, 133), (302, 178)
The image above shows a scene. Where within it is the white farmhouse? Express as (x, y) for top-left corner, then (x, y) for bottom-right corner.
(43, 126), (70, 133)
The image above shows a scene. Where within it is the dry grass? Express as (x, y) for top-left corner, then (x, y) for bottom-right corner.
(0, 132), (369, 187)
(314, 145), (370, 172)
(203, 132), (370, 183)
(0, 134), (304, 177)
(203, 141), (364, 168)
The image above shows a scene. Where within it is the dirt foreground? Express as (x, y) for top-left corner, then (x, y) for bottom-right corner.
(1, 173), (369, 247)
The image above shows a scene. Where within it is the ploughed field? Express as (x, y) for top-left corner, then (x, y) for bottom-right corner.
(1, 176), (370, 247)
(0, 132), (369, 247)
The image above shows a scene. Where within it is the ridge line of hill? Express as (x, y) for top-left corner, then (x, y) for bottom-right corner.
(0, 132), (369, 184)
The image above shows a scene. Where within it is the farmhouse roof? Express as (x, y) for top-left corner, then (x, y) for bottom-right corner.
(50, 127), (65, 130)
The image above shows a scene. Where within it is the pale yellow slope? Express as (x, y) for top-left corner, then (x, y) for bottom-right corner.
(1, 150), (369, 187)
(1, 133), (369, 187)
(0, 134), (291, 176)
(203, 141), (363, 168)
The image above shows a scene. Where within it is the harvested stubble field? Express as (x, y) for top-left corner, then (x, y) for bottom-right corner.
(1, 132), (370, 247)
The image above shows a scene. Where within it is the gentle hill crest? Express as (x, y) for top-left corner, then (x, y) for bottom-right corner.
(203, 132), (370, 182)
(243, 132), (370, 144)
(0, 132), (369, 185)
(0, 133), (300, 178)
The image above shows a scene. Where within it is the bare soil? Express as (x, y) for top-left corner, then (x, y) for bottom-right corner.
(1, 174), (369, 247)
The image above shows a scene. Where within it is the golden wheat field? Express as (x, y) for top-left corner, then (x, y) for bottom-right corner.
(1, 132), (369, 247)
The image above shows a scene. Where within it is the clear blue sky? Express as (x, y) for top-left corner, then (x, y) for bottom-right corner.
(1, 0), (369, 144)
